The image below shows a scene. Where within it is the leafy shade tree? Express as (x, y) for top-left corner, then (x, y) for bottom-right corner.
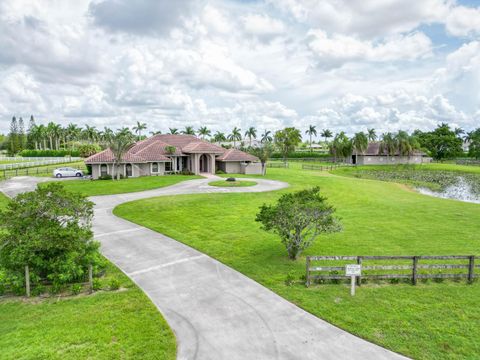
(320, 129), (333, 144)
(305, 125), (317, 152)
(367, 128), (377, 142)
(467, 128), (480, 159)
(261, 130), (272, 143)
(108, 131), (135, 180)
(0, 183), (102, 291)
(198, 126), (211, 140)
(330, 132), (352, 162)
(244, 127), (257, 147)
(133, 121), (147, 139)
(228, 127), (242, 148)
(248, 143), (273, 175)
(182, 126), (196, 135)
(255, 187), (342, 260)
(414, 123), (463, 160)
(274, 127), (302, 162)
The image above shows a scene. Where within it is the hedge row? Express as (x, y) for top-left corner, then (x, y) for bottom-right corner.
(19, 149), (80, 157)
(270, 152), (331, 159)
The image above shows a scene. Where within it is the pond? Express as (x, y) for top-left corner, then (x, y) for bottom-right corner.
(417, 176), (480, 204)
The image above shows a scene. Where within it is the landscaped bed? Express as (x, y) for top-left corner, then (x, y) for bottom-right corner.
(40, 174), (201, 196)
(115, 165), (480, 360)
(208, 179), (257, 187)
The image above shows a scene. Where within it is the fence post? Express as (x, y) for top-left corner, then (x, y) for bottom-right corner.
(89, 264), (94, 293)
(412, 256), (418, 285)
(306, 257), (311, 287)
(25, 265), (30, 297)
(356, 256), (362, 286)
(468, 256), (475, 283)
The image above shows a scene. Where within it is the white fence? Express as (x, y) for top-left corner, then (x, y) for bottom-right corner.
(0, 157), (82, 170)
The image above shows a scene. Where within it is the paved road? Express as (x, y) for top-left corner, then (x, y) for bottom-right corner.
(1, 177), (408, 360)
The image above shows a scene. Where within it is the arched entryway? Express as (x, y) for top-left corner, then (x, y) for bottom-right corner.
(199, 154), (209, 173)
(125, 163), (133, 177)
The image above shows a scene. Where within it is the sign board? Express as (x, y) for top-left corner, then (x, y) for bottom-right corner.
(345, 264), (361, 277)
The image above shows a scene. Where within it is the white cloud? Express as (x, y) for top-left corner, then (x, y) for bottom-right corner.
(242, 14), (286, 42)
(307, 30), (433, 69)
(445, 6), (480, 37)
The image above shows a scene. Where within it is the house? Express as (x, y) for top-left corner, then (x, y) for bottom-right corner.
(85, 134), (262, 179)
(350, 142), (431, 165)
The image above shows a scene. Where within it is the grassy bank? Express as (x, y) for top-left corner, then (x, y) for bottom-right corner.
(0, 262), (176, 360)
(115, 165), (480, 359)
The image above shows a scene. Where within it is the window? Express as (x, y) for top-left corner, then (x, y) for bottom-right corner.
(165, 161), (172, 172)
(100, 164), (108, 176)
(152, 162), (159, 173)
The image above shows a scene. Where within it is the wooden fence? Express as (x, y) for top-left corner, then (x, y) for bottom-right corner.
(306, 255), (478, 287)
(267, 162), (289, 168)
(302, 164), (342, 171)
(0, 163), (86, 180)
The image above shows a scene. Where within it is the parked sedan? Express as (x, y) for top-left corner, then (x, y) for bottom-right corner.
(53, 167), (84, 178)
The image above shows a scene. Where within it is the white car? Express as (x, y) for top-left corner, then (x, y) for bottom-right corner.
(53, 167), (84, 178)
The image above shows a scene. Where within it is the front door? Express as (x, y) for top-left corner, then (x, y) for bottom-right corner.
(200, 154), (209, 173)
(126, 163), (133, 177)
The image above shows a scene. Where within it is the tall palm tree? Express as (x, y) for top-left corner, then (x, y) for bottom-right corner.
(150, 130), (162, 135)
(108, 131), (135, 180)
(228, 127), (242, 148)
(261, 130), (272, 143)
(182, 126), (196, 135)
(330, 132), (352, 163)
(37, 124), (47, 150)
(305, 125), (317, 152)
(102, 127), (114, 144)
(169, 128), (179, 135)
(133, 121), (147, 139)
(367, 128), (377, 142)
(379, 132), (397, 162)
(395, 130), (415, 158)
(351, 132), (369, 161)
(83, 125), (98, 144)
(198, 126), (211, 140)
(244, 126), (257, 147)
(66, 123), (82, 149)
(320, 129), (333, 144)
(213, 131), (227, 143)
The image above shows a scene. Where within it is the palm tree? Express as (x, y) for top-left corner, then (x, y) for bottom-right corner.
(367, 128), (377, 142)
(198, 126), (211, 140)
(244, 126), (257, 147)
(37, 124), (47, 150)
(102, 127), (114, 144)
(66, 123), (81, 149)
(150, 130), (162, 135)
(351, 132), (368, 163)
(108, 131), (135, 180)
(320, 129), (333, 144)
(261, 130), (272, 143)
(305, 125), (317, 152)
(228, 127), (242, 148)
(330, 132), (352, 163)
(213, 131), (227, 143)
(169, 128), (179, 135)
(83, 125), (98, 144)
(133, 121), (147, 139)
(182, 126), (196, 135)
(379, 132), (397, 162)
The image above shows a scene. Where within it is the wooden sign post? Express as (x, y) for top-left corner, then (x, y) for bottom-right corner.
(345, 264), (362, 296)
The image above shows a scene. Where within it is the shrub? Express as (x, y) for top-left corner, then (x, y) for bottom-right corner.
(0, 183), (103, 293)
(71, 283), (82, 295)
(285, 271), (295, 286)
(226, 177), (236, 182)
(31, 285), (46, 296)
(180, 170), (194, 175)
(78, 144), (101, 158)
(215, 170), (225, 175)
(98, 174), (113, 180)
(92, 278), (102, 291)
(19, 149), (80, 157)
(109, 278), (120, 291)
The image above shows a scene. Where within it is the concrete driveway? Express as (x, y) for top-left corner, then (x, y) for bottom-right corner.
(1, 176), (408, 360)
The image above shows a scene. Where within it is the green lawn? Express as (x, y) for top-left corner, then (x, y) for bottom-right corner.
(0, 262), (176, 360)
(209, 180), (257, 187)
(41, 175), (201, 196)
(115, 165), (480, 359)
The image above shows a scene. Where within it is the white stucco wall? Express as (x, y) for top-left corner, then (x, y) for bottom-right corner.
(242, 162), (263, 175)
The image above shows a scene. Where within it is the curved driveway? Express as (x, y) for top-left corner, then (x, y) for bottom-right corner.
(1, 176), (407, 360)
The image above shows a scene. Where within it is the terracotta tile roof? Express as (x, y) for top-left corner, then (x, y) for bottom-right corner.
(85, 134), (260, 164)
(182, 141), (225, 154)
(216, 148), (259, 162)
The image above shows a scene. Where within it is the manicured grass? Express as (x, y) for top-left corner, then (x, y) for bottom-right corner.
(209, 180), (257, 187)
(40, 175), (201, 196)
(115, 165), (480, 359)
(0, 262), (176, 360)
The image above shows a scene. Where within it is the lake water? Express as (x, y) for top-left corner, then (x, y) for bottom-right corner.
(417, 177), (480, 204)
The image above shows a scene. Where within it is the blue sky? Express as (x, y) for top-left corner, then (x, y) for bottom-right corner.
(0, 0), (479, 137)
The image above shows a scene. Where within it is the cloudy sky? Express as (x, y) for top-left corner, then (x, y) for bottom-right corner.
(0, 0), (479, 138)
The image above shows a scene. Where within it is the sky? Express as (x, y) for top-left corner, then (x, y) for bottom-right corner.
(0, 0), (479, 138)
